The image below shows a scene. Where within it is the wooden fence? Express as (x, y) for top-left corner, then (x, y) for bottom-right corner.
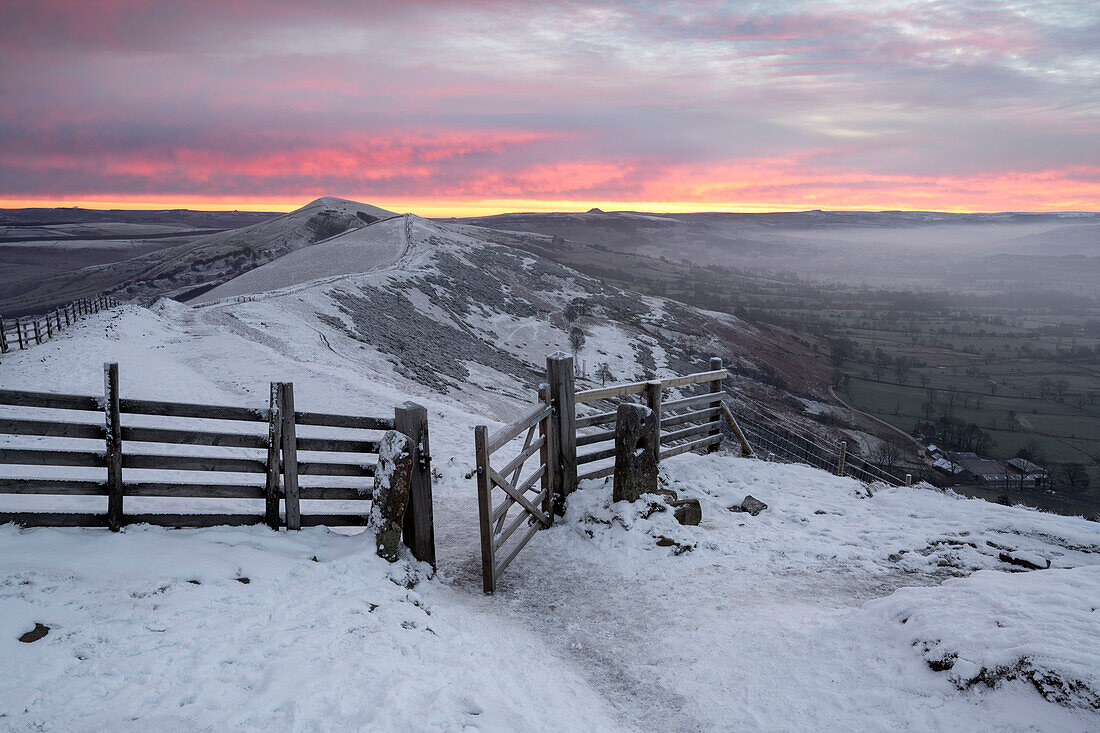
(0, 295), (119, 353)
(0, 363), (435, 565)
(573, 357), (752, 482)
(474, 353), (750, 592)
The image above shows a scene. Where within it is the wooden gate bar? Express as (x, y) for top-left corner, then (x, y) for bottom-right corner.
(707, 358), (723, 452)
(396, 402), (434, 567)
(474, 425), (496, 593)
(538, 384), (554, 518)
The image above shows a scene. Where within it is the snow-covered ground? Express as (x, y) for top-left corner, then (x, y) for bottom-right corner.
(2, 236), (1099, 729)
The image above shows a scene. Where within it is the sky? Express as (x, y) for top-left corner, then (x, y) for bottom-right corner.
(1, 0), (1098, 216)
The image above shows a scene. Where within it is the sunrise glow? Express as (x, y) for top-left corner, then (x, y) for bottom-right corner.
(2, 1), (1098, 214)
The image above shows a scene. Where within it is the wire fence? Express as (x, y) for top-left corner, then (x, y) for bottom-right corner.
(725, 387), (906, 486)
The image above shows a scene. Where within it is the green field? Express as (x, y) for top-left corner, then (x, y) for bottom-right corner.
(835, 329), (1099, 498)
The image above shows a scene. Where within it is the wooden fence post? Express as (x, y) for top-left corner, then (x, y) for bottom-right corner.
(62, 307), (70, 327)
(45, 314), (53, 339)
(707, 357), (723, 452)
(0, 317), (7, 353)
(264, 382), (283, 529)
(33, 318), (41, 344)
(474, 425), (495, 593)
(645, 379), (662, 459)
(837, 441), (847, 476)
(17, 318), (25, 349)
(104, 363), (123, 531)
(395, 401), (435, 567)
(546, 352), (576, 513)
(906, 473), (913, 486)
(538, 384), (554, 519)
(278, 382), (301, 530)
(613, 403), (658, 502)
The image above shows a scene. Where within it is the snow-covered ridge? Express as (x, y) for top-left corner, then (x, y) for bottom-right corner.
(178, 213), (764, 419)
(111, 197), (400, 302)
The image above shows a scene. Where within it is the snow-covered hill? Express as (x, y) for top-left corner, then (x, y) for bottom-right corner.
(111, 197), (398, 302)
(182, 212), (782, 420)
(0, 299), (1098, 729)
(1, 204), (1098, 729)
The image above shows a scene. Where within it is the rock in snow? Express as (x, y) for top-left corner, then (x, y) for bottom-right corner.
(730, 494), (768, 515)
(18, 623), (49, 643)
(369, 431), (414, 562)
(669, 497), (702, 525)
(999, 549), (1052, 570)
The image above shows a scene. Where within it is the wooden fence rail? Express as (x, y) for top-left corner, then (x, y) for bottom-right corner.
(574, 358), (729, 482)
(0, 364), (434, 565)
(1, 294), (120, 354)
(474, 352), (749, 593)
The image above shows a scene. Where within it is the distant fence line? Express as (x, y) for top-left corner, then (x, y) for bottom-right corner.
(0, 295), (120, 353)
(728, 389), (908, 486)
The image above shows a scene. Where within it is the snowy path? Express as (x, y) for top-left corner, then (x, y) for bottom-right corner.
(432, 458), (1100, 731)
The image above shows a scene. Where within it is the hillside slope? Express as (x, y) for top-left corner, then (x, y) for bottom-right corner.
(0, 199), (384, 314)
(0, 305), (1097, 730)
(114, 197), (397, 301)
(181, 210), (850, 442)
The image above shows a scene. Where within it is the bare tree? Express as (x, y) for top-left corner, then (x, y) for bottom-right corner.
(1054, 378), (1069, 402)
(595, 362), (614, 385)
(563, 298), (588, 324)
(871, 441), (902, 474)
(1057, 463), (1089, 488)
(568, 326), (586, 357)
(894, 357), (910, 384)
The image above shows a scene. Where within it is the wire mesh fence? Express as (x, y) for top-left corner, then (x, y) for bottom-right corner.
(727, 389), (906, 486)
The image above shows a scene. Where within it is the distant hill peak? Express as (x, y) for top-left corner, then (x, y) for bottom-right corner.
(300, 196), (397, 221)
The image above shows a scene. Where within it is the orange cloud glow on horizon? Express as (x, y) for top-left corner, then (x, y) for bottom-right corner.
(4, 164), (1099, 217)
(2, 2), (1098, 215)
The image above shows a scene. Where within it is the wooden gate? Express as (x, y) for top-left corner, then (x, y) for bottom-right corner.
(474, 354), (755, 593)
(473, 390), (554, 594)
